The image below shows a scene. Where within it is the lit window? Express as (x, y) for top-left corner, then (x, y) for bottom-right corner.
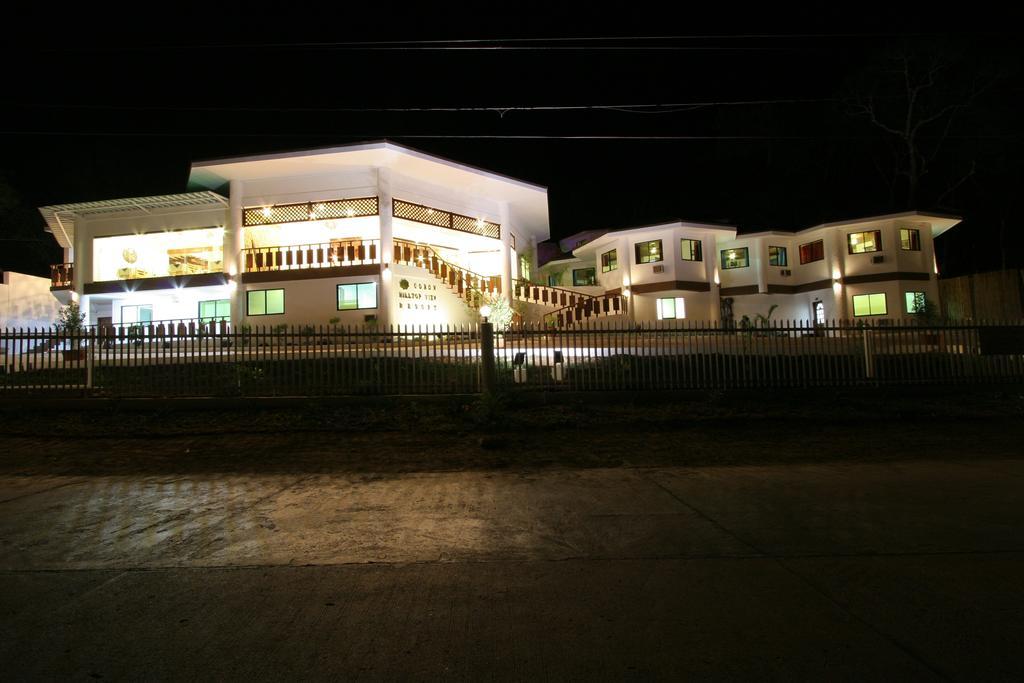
(900, 228), (921, 251)
(905, 291), (926, 313)
(601, 249), (617, 273)
(199, 299), (230, 321)
(573, 268), (597, 286)
(769, 246), (788, 267)
(247, 289), (285, 316)
(680, 239), (703, 262)
(813, 301), (825, 325)
(337, 282), (378, 310)
(848, 230), (882, 254)
(853, 293), (888, 317)
(121, 304), (153, 324)
(720, 247), (749, 270)
(635, 240), (663, 264)
(799, 240), (824, 264)
(656, 297), (686, 320)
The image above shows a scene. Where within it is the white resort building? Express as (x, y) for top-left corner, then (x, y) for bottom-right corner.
(37, 140), (960, 332)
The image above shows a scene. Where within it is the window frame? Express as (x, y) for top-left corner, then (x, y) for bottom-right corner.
(573, 267), (597, 287)
(336, 282), (378, 311)
(601, 249), (618, 273)
(799, 240), (825, 265)
(900, 228), (921, 251)
(852, 292), (888, 317)
(656, 297), (686, 320)
(198, 299), (230, 322)
(847, 230), (883, 255)
(768, 246), (788, 267)
(680, 238), (703, 262)
(247, 288), (286, 317)
(121, 304), (153, 325)
(720, 247), (750, 270)
(634, 239), (663, 264)
(905, 291), (926, 313)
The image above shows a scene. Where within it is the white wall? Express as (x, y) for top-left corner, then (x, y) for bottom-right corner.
(0, 272), (62, 329)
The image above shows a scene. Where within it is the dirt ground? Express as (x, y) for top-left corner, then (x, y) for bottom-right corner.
(1, 387), (1021, 475)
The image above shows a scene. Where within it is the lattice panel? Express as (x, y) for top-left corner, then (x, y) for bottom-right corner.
(243, 197), (379, 227)
(393, 199), (500, 240)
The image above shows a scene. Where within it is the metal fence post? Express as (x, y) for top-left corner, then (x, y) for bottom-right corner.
(480, 321), (496, 396)
(86, 332), (94, 393)
(863, 326), (875, 380)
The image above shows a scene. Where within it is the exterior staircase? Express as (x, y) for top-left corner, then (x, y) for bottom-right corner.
(513, 280), (624, 327)
(393, 239), (500, 312)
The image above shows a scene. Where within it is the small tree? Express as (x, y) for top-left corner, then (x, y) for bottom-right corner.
(54, 301), (86, 352)
(479, 292), (515, 331)
(911, 296), (944, 326)
(55, 302), (85, 334)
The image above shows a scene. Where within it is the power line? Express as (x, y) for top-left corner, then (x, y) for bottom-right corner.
(1, 131), (1019, 140)
(11, 98), (838, 114)
(19, 33), (953, 53)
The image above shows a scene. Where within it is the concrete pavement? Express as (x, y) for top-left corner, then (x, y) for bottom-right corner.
(2, 459), (1023, 679)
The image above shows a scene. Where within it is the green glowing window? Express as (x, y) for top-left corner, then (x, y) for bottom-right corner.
(853, 293), (887, 317)
(337, 282), (377, 310)
(199, 299), (230, 321)
(247, 289), (285, 316)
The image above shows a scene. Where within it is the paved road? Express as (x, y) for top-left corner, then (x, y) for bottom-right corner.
(2, 459), (1023, 680)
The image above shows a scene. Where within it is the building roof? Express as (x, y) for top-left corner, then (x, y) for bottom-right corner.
(191, 139), (547, 191)
(39, 192), (228, 250)
(189, 140), (551, 240)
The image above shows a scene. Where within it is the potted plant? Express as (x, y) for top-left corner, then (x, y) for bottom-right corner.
(55, 302), (86, 361)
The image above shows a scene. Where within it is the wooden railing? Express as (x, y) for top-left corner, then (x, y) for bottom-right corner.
(544, 295), (624, 328)
(50, 263), (73, 289)
(242, 239), (380, 273)
(393, 239), (500, 309)
(91, 317), (232, 340)
(513, 280), (623, 327)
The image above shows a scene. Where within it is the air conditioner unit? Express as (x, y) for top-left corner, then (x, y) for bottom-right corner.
(872, 255), (885, 264)
(653, 265), (665, 273)
(780, 269), (792, 277)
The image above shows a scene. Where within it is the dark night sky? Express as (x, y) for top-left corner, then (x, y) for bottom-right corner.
(1, 11), (1021, 279)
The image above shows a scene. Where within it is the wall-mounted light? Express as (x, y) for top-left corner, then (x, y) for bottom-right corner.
(622, 287), (631, 298)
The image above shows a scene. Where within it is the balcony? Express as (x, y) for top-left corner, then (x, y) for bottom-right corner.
(241, 239), (380, 278)
(50, 263), (73, 289)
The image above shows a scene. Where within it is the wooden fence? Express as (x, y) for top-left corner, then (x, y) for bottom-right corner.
(1, 320), (1023, 397)
(940, 269), (1024, 321)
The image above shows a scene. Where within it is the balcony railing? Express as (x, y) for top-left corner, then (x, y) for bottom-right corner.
(242, 239), (380, 273)
(50, 263), (73, 289)
(90, 316), (232, 340)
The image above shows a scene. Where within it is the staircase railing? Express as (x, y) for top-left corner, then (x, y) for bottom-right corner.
(544, 295), (624, 327)
(393, 239), (500, 310)
(513, 279), (624, 327)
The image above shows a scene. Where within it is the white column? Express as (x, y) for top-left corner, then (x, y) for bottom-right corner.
(702, 233), (720, 322)
(828, 230), (848, 321)
(74, 219), (90, 300)
(499, 202), (513, 305)
(619, 236), (635, 322)
(377, 168), (395, 328)
(228, 179), (245, 328)
(755, 237), (768, 294)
